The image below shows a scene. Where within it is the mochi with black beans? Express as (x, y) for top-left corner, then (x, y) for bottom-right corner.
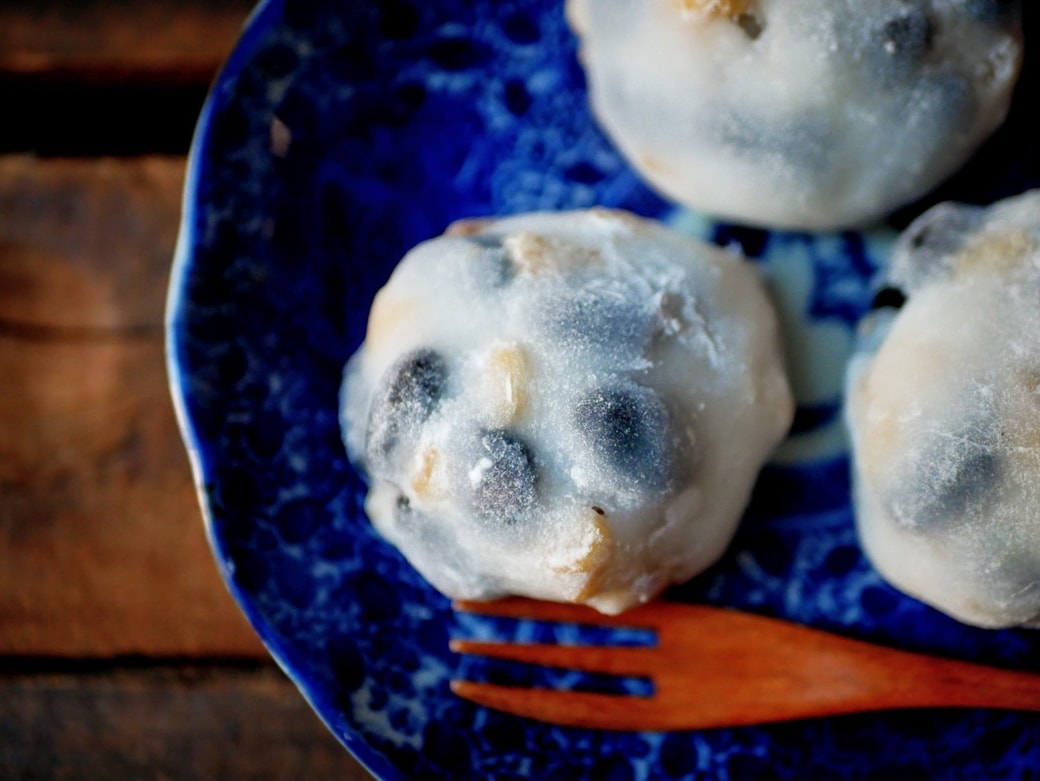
(567, 0), (1022, 230)
(846, 190), (1040, 628)
(341, 209), (793, 614)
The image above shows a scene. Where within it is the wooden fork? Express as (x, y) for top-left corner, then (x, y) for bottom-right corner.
(450, 598), (1040, 731)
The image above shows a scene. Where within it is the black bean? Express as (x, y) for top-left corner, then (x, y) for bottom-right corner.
(464, 233), (515, 287)
(713, 109), (831, 172)
(898, 450), (1000, 530)
(386, 349), (446, 410)
(541, 284), (650, 355)
(947, 450), (1000, 512)
(574, 384), (672, 490)
(870, 6), (935, 83)
(736, 13), (764, 40)
(880, 11), (934, 60)
(466, 233), (504, 250)
(366, 348), (448, 464)
(870, 285), (908, 311)
(471, 429), (539, 524)
(886, 429), (1001, 532)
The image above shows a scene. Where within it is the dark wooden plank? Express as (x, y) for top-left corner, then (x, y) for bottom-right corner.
(0, 1), (254, 154)
(0, 156), (264, 657)
(0, 666), (372, 780)
(0, 0), (254, 85)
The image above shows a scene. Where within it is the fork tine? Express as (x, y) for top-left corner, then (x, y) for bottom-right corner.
(449, 679), (664, 731)
(450, 638), (656, 677)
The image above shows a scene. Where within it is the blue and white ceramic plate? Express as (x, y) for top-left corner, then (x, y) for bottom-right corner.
(167, 1), (1040, 778)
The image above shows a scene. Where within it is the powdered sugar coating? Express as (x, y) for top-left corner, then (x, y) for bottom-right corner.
(567, 0), (1023, 229)
(341, 209), (793, 613)
(846, 190), (1040, 628)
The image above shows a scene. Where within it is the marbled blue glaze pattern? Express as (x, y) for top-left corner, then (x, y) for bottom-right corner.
(167, 1), (1040, 778)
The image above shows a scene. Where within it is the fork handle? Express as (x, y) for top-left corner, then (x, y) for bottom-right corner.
(824, 643), (1040, 713)
(656, 607), (1040, 726)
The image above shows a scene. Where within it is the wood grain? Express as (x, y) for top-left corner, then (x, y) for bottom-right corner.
(0, 6), (379, 778)
(0, 666), (371, 780)
(0, 156), (264, 658)
(0, 0), (254, 85)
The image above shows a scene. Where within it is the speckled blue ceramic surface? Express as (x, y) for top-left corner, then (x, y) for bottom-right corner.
(167, 1), (1040, 778)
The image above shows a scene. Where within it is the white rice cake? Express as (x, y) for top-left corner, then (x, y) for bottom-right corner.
(847, 190), (1040, 628)
(567, 0), (1022, 230)
(341, 209), (793, 613)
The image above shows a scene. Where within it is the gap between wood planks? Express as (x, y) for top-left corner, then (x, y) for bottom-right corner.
(0, 663), (369, 781)
(0, 0), (255, 156)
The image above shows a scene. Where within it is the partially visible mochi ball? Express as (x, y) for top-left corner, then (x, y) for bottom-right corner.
(567, 0), (1023, 230)
(846, 190), (1040, 628)
(341, 209), (793, 614)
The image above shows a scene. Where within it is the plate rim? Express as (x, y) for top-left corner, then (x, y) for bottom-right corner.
(163, 1), (409, 777)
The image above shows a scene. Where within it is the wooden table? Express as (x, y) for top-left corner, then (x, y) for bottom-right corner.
(0, 3), (371, 777)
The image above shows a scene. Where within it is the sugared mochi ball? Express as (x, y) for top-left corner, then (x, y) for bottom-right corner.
(341, 209), (793, 614)
(846, 190), (1040, 628)
(566, 0), (1023, 230)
